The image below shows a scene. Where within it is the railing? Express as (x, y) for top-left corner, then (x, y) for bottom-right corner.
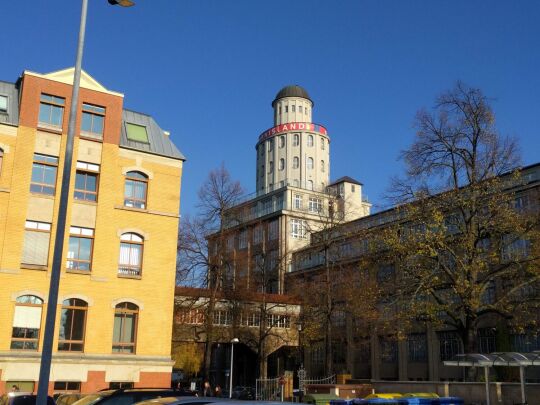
(118, 266), (141, 277)
(256, 376), (281, 401)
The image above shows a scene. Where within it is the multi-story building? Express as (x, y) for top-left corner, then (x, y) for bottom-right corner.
(0, 68), (184, 394)
(288, 163), (540, 382)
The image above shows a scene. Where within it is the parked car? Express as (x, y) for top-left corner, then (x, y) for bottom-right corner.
(230, 387), (254, 400)
(56, 394), (88, 405)
(71, 389), (194, 405)
(0, 393), (55, 405)
(133, 396), (229, 405)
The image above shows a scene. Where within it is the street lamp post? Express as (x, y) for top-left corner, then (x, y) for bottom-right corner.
(36, 1), (133, 404)
(229, 338), (239, 398)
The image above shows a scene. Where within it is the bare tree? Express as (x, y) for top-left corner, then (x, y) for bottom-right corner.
(177, 163), (244, 379)
(370, 82), (540, 364)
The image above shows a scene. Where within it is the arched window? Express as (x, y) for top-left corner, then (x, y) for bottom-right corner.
(113, 302), (139, 353)
(268, 161), (274, 173)
(307, 157), (314, 170)
(279, 159), (285, 171)
(321, 137), (325, 150)
(11, 295), (43, 350)
(321, 160), (325, 172)
(58, 298), (87, 352)
(293, 157), (299, 169)
(279, 136), (285, 148)
(268, 138), (274, 152)
(307, 180), (314, 191)
(293, 134), (299, 146)
(119, 233), (144, 277)
(124, 171), (148, 209)
(307, 135), (314, 147)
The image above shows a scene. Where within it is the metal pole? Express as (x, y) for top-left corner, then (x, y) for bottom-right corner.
(229, 342), (234, 398)
(484, 366), (491, 405)
(36, 0), (87, 403)
(519, 365), (526, 404)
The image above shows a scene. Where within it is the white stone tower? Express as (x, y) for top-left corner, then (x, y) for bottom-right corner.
(255, 85), (330, 194)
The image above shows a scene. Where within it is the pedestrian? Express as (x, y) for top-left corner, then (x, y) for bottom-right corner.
(214, 385), (222, 397)
(11, 385), (19, 392)
(203, 380), (211, 397)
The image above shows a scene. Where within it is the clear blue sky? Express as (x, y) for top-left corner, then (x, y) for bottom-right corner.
(2, 1), (539, 215)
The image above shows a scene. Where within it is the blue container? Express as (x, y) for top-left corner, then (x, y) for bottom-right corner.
(401, 399), (435, 405)
(352, 400), (368, 405)
(330, 400), (356, 405)
(437, 398), (463, 405)
(365, 399), (408, 405)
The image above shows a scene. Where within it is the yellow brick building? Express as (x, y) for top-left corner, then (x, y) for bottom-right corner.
(0, 68), (184, 394)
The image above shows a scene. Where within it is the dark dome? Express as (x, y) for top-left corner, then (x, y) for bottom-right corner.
(272, 85), (312, 106)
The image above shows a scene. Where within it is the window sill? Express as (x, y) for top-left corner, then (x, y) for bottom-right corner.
(117, 273), (142, 280)
(21, 264), (47, 271)
(73, 199), (97, 206)
(0, 187), (10, 193)
(37, 124), (63, 134)
(79, 133), (103, 143)
(66, 269), (91, 275)
(30, 192), (55, 199)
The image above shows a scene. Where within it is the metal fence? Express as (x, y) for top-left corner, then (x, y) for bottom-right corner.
(256, 376), (281, 401)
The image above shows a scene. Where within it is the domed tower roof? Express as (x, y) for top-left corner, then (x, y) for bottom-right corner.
(272, 85), (313, 106)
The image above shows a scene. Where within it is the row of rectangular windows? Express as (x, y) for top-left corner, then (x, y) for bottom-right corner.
(177, 308), (292, 329)
(11, 296), (138, 353)
(29, 152), (148, 208)
(37, 93), (150, 143)
(262, 134), (326, 152)
(23, 221), (144, 277)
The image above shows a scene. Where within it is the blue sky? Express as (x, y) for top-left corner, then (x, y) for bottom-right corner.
(2, 1), (539, 216)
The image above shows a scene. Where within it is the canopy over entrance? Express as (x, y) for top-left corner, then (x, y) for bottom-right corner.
(444, 351), (540, 405)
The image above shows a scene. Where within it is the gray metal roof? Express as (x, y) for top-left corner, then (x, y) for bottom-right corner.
(272, 85), (312, 106)
(120, 109), (185, 161)
(0, 80), (20, 125)
(329, 176), (363, 186)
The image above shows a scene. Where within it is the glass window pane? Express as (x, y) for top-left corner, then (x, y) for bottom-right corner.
(38, 104), (51, 123)
(86, 173), (97, 191)
(126, 123), (149, 143)
(81, 112), (92, 132)
(75, 172), (86, 190)
(93, 115), (104, 134)
(113, 314), (122, 342)
(79, 238), (92, 260)
(71, 310), (85, 340)
(58, 308), (71, 340)
(51, 106), (63, 126)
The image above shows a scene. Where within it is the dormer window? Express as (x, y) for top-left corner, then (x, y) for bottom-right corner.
(126, 123), (149, 143)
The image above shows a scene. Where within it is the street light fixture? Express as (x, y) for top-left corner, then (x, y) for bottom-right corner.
(36, 1), (132, 404)
(229, 338), (239, 398)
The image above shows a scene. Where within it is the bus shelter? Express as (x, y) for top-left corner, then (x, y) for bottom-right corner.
(443, 351), (540, 405)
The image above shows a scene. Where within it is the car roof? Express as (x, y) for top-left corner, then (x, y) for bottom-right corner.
(134, 397), (229, 405)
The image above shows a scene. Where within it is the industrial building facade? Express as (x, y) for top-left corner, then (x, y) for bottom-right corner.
(0, 68), (184, 394)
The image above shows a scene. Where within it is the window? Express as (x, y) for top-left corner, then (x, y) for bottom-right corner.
(119, 233), (144, 276)
(125, 123), (149, 143)
(22, 221), (51, 266)
(253, 225), (264, 245)
(307, 180), (314, 190)
(38, 94), (65, 128)
(377, 264), (395, 283)
(478, 328), (497, 354)
(380, 338), (398, 363)
(11, 295), (43, 350)
(81, 103), (105, 139)
(74, 162), (99, 202)
(285, 106), (288, 113)
(109, 382), (134, 389)
(112, 302), (138, 353)
(308, 197), (322, 213)
(279, 136), (285, 148)
(239, 230), (248, 250)
(67, 227), (94, 271)
(511, 333), (540, 352)
(30, 154), (58, 195)
(408, 334), (427, 362)
(321, 160), (325, 172)
(307, 135), (314, 147)
(293, 134), (299, 146)
(58, 299), (87, 352)
(278, 105), (282, 115)
(291, 219), (307, 239)
(293, 156), (299, 169)
(213, 310), (232, 326)
(292, 105), (296, 112)
(124, 171), (148, 209)
(294, 194), (303, 209)
(268, 161), (274, 172)
(321, 137), (325, 150)
(502, 235), (530, 261)
(307, 157), (314, 170)
(53, 381), (81, 394)
(0, 95), (7, 112)
(268, 138), (274, 151)
(351, 184), (356, 192)
(279, 158), (285, 171)
(0, 148), (3, 175)
(438, 331), (462, 361)
(299, 106), (303, 113)
(268, 220), (279, 240)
